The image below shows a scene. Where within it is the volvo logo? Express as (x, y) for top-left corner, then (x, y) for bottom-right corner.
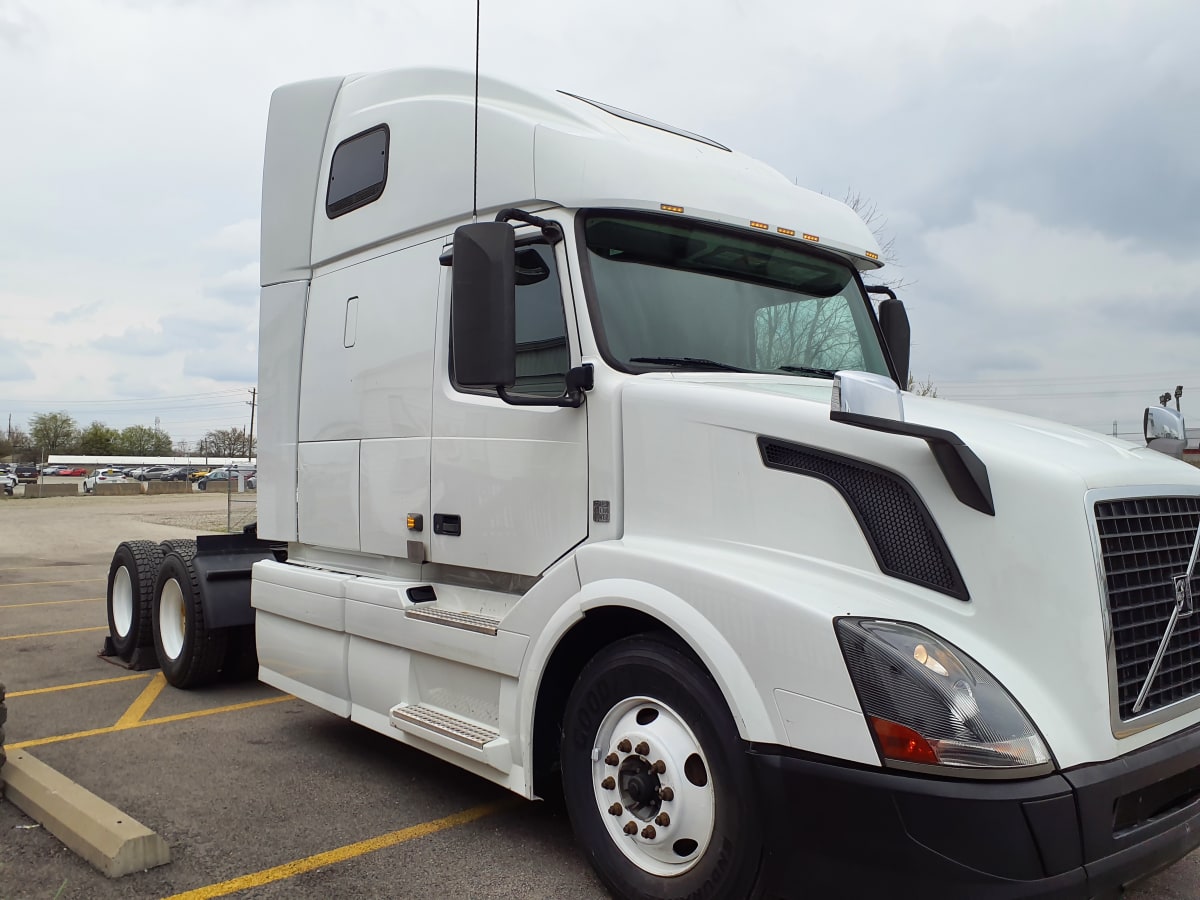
(1132, 520), (1200, 714)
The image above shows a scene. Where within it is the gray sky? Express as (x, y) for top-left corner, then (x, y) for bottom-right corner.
(1, 0), (1196, 447)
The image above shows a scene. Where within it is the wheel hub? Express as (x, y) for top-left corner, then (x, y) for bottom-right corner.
(590, 696), (715, 877)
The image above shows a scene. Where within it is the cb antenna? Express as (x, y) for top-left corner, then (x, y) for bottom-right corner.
(472, 0), (480, 220)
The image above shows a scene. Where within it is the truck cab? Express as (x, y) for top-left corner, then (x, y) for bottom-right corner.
(245, 68), (1200, 899)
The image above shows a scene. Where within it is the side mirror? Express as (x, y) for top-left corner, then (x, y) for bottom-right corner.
(451, 222), (516, 388)
(877, 297), (910, 388)
(1144, 406), (1187, 459)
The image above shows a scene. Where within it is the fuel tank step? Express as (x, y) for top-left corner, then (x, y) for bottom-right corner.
(390, 703), (500, 748)
(404, 606), (499, 635)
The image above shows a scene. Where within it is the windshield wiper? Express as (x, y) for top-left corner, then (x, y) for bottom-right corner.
(778, 365), (837, 378)
(630, 356), (751, 373)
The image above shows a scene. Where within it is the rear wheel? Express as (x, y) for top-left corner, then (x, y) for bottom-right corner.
(561, 635), (764, 900)
(158, 538), (197, 561)
(106, 541), (164, 661)
(152, 552), (228, 688)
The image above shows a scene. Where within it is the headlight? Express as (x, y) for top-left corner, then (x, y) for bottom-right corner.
(835, 618), (1052, 776)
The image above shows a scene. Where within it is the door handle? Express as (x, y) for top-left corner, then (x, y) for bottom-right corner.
(433, 514), (461, 536)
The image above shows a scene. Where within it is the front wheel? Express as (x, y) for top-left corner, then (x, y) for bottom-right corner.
(561, 635), (764, 900)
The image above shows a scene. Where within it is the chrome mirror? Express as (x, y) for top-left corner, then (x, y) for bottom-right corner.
(832, 370), (906, 422)
(1144, 406), (1187, 459)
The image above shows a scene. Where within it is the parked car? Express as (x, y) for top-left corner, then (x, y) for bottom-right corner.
(59, 466), (88, 477)
(83, 469), (128, 493)
(14, 464), (38, 483)
(41, 465), (64, 476)
(127, 465), (173, 481)
(188, 468), (212, 481)
(1, 472), (15, 495)
(196, 468), (255, 491)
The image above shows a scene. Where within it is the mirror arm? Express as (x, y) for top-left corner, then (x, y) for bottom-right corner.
(495, 207), (563, 244)
(496, 364), (592, 409)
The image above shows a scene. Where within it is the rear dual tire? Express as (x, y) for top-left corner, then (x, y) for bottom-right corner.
(106, 541), (165, 661)
(152, 551), (228, 688)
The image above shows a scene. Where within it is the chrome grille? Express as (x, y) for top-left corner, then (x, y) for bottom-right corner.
(1095, 496), (1200, 720)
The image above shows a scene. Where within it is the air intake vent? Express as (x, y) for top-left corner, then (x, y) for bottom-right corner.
(1095, 496), (1200, 721)
(758, 437), (967, 599)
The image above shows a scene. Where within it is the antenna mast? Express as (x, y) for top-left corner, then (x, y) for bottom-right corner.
(472, 0), (480, 220)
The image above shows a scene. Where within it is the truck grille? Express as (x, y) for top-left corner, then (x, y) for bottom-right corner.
(1095, 496), (1200, 721)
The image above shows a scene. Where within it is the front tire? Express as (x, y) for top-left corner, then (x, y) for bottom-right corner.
(152, 552), (228, 688)
(561, 635), (764, 900)
(106, 541), (164, 661)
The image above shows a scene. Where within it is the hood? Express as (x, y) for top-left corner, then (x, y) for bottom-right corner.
(660, 373), (1200, 492)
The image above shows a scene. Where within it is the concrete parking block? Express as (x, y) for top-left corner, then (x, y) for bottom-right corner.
(22, 484), (79, 498)
(2, 749), (171, 877)
(94, 483), (144, 496)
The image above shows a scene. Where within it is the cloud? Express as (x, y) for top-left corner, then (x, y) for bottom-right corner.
(0, 345), (36, 381)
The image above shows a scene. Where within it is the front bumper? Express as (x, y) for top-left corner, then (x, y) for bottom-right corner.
(749, 718), (1200, 899)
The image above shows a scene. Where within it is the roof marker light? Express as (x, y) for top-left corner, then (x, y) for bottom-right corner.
(866, 250), (880, 260)
(777, 227), (796, 237)
(661, 204), (684, 214)
(802, 233), (820, 243)
(750, 220), (769, 230)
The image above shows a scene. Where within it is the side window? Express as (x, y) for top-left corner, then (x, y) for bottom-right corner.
(513, 244), (570, 396)
(326, 125), (389, 218)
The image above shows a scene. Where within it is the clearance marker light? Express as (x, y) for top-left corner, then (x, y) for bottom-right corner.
(749, 220), (769, 230)
(802, 233), (820, 243)
(661, 204), (685, 213)
(866, 250), (880, 260)
(777, 227), (796, 237)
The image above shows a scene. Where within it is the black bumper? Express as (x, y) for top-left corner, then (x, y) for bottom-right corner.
(749, 719), (1200, 899)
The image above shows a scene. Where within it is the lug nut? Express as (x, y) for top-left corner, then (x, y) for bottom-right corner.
(601, 776), (616, 790)
(651, 759), (666, 774)
(655, 813), (670, 827)
(617, 739), (632, 753)
(623, 821), (639, 835)
(635, 741), (649, 756)
(641, 825), (657, 840)
(608, 803), (623, 815)
(659, 787), (674, 801)
(605, 753), (620, 766)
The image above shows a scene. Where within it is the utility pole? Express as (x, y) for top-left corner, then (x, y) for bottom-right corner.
(247, 387), (257, 462)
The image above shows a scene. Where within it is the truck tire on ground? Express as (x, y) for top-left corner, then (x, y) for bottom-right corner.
(152, 551), (228, 688)
(106, 541), (165, 661)
(560, 635), (764, 900)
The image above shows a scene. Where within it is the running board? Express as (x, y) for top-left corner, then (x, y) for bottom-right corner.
(404, 607), (499, 635)
(389, 703), (510, 771)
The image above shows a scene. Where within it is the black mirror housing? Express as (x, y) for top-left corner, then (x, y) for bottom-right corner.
(451, 222), (516, 387)
(878, 297), (911, 388)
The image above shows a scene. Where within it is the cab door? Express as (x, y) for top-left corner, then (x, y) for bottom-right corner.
(428, 233), (588, 577)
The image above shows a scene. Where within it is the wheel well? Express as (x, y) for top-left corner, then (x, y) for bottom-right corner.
(531, 606), (700, 800)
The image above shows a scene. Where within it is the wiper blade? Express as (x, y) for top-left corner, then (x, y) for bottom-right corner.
(778, 365), (837, 378)
(630, 356), (751, 373)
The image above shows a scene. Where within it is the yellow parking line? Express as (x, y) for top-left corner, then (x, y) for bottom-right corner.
(0, 625), (108, 641)
(0, 578), (105, 588)
(8, 674), (151, 697)
(8, 695), (295, 750)
(0, 596), (103, 609)
(162, 801), (511, 900)
(115, 672), (168, 726)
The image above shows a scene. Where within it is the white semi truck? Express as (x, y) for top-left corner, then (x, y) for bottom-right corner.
(105, 69), (1200, 898)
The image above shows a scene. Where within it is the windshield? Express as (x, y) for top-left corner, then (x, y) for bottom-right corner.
(581, 212), (891, 378)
